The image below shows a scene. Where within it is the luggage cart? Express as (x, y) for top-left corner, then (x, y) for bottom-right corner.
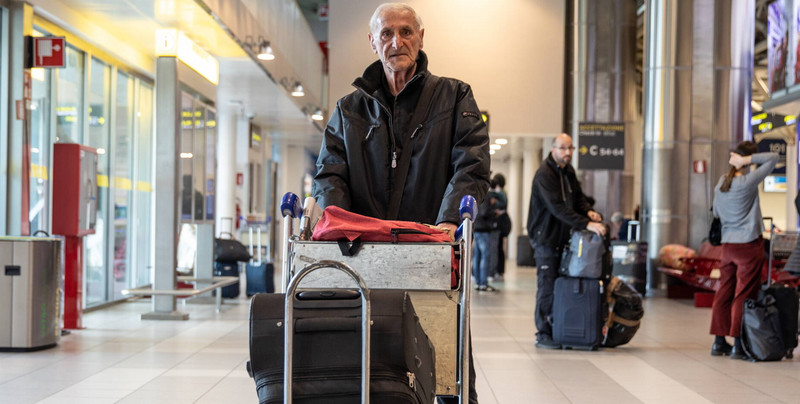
(278, 192), (477, 404)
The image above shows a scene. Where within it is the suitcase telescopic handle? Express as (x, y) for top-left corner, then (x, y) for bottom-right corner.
(284, 260), (371, 404)
(764, 217), (774, 288)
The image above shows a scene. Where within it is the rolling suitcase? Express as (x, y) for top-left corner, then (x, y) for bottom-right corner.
(248, 286), (436, 403)
(246, 226), (275, 296)
(553, 277), (604, 350)
(214, 261), (240, 298)
(610, 220), (647, 295)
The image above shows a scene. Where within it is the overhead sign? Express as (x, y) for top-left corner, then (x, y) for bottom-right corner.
(32, 36), (66, 68)
(751, 112), (796, 134)
(577, 122), (625, 170)
(757, 138), (787, 174)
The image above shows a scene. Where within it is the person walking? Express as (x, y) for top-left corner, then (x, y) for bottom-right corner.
(527, 133), (605, 349)
(709, 141), (778, 359)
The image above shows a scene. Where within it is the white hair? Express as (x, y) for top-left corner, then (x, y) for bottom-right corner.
(369, 3), (423, 34)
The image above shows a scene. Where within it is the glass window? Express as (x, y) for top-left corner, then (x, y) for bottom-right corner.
(205, 109), (216, 220)
(84, 58), (111, 307)
(133, 82), (153, 287)
(29, 67), (52, 233)
(55, 45), (84, 143)
(112, 71), (134, 300)
(193, 100), (206, 221)
(180, 92), (194, 221)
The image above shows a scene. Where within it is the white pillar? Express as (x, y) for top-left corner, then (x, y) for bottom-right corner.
(215, 108), (237, 236)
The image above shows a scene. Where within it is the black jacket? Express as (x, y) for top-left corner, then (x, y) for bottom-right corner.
(527, 153), (592, 248)
(313, 51), (490, 224)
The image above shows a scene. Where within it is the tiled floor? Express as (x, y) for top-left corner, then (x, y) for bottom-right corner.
(1, 261), (798, 404)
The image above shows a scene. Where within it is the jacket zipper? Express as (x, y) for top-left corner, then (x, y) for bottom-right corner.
(355, 75), (424, 171)
(366, 124), (380, 140)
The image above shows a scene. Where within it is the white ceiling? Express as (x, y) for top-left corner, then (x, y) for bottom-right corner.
(30, 0), (320, 144)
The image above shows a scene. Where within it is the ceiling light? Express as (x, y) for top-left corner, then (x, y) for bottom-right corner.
(311, 109), (324, 121)
(291, 82), (304, 97)
(180, 152), (193, 159)
(490, 144), (501, 150)
(257, 41), (275, 61)
(495, 138), (508, 145)
(489, 149), (496, 155)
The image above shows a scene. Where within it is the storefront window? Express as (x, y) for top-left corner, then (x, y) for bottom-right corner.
(55, 46), (84, 143)
(112, 71), (134, 299)
(205, 109), (216, 220)
(133, 83), (153, 287)
(180, 92), (195, 221)
(29, 66), (52, 233)
(84, 57), (111, 307)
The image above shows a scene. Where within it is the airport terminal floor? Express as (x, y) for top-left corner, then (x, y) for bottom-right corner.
(1, 261), (799, 404)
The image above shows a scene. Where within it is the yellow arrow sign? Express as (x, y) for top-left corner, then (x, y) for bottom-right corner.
(579, 145), (588, 155)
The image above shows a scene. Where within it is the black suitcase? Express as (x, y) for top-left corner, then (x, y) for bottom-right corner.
(760, 284), (799, 356)
(553, 277), (603, 350)
(248, 289), (436, 404)
(741, 295), (786, 361)
(517, 235), (535, 267)
(214, 261), (240, 298)
(245, 226), (275, 296)
(611, 221), (647, 295)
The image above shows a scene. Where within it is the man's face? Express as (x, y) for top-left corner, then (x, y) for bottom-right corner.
(551, 137), (574, 167)
(369, 10), (424, 76)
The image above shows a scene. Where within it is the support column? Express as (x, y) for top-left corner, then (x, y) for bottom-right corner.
(521, 137), (542, 237)
(3, 3), (31, 235)
(145, 56), (187, 320)
(567, 0), (638, 218)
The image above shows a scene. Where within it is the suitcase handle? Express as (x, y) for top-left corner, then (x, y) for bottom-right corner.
(284, 260), (371, 404)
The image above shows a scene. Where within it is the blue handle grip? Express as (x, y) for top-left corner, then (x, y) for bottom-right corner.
(281, 193), (302, 218)
(459, 195), (477, 220)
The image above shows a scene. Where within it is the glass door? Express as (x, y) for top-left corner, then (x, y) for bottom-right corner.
(28, 67), (52, 233)
(132, 82), (153, 287)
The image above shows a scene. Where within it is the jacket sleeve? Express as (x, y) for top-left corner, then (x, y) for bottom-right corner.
(312, 102), (352, 211)
(436, 84), (491, 225)
(535, 170), (590, 231)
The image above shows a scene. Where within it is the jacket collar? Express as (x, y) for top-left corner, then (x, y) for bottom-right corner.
(353, 50), (430, 99)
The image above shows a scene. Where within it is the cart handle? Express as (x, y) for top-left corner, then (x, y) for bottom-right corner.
(284, 260), (371, 404)
(281, 192), (302, 219)
(459, 195), (477, 220)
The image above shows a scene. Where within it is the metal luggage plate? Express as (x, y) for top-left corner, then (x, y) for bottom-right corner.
(408, 291), (458, 395)
(291, 241), (453, 290)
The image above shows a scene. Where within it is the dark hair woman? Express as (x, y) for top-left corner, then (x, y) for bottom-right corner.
(709, 141), (778, 360)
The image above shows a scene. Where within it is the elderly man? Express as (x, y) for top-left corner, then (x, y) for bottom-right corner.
(312, 3), (489, 403)
(527, 133), (605, 349)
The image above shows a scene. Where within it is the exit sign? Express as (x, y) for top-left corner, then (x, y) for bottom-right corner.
(32, 36), (66, 68)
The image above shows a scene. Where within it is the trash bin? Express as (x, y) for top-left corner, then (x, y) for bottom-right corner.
(0, 237), (62, 351)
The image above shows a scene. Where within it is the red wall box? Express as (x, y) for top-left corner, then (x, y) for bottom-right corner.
(52, 143), (98, 237)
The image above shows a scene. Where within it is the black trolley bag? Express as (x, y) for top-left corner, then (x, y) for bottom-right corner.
(553, 229), (610, 350)
(610, 221), (648, 295)
(246, 225), (275, 296)
(248, 260), (436, 404)
(740, 229), (800, 361)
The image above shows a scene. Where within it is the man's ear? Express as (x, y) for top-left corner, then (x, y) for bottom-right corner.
(419, 28), (424, 48)
(368, 33), (377, 53)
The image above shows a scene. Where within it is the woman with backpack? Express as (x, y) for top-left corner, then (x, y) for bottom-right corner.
(709, 141), (778, 360)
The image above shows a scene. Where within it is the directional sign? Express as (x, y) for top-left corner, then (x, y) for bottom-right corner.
(577, 122), (625, 170)
(32, 37), (66, 68)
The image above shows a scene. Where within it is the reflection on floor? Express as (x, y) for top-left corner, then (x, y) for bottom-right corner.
(1, 261), (798, 404)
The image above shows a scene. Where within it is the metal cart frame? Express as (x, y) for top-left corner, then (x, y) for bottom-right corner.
(278, 192), (476, 404)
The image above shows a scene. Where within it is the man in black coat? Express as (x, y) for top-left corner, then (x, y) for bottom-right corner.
(312, 3), (489, 403)
(527, 133), (605, 349)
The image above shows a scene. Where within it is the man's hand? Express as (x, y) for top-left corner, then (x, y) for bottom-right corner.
(587, 210), (602, 222)
(586, 221), (606, 237)
(436, 222), (458, 241)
